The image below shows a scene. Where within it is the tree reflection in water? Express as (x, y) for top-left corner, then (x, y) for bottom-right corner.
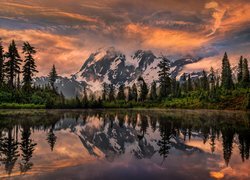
(0, 110), (249, 177)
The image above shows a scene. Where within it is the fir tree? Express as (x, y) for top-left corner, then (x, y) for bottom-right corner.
(127, 86), (133, 101)
(187, 74), (193, 91)
(221, 52), (234, 89)
(158, 56), (171, 98)
(102, 83), (108, 101)
(0, 39), (4, 86)
(201, 70), (209, 91)
(22, 42), (38, 90)
(117, 84), (125, 100)
(138, 76), (148, 101)
(4, 40), (22, 88)
(131, 83), (138, 101)
(48, 64), (58, 90)
(149, 81), (157, 100)
(108, 84), (115, 101)
(237, 56), (243, 83)
(242, 58), (249, 86)
(19, 126), (37, 173)
(47, 128), (57, 152)
(0, 128), (19, 175)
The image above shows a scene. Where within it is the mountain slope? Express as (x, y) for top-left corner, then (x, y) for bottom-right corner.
(34, 47), (204, 97)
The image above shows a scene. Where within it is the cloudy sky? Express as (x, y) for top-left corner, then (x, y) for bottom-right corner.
(0, 0), (249, 76)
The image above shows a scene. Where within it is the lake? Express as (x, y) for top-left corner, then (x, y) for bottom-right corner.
(0, 109), (249, 179)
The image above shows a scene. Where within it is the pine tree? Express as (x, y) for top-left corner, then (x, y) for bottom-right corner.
(108, 84), (115, 101)
(131, 83), (138, 101)
(102, 83), (108, 101)
(221, 52), (234, 89)
(158, 56), (171, 98)
(201, 70), (209, 91)
(117, 84), (125, 100)
(127, 87), (133, 101)
(19, 126), (37, 173)
(0, 39), (4, 86)
(187, 74), (193, 92)
(242, 58), (249, 87)
(47, 127), (57, 152)
(4, 40), (22, 88)
(237, 56), (243, 83)
(138, 76), (148, 101)
(48, 64), (58, 90)
(149, 81), (157, 100)
(22, 42), (38, 90)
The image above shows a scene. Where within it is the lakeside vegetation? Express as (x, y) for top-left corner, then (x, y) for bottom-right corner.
(0, 39), (250, 110)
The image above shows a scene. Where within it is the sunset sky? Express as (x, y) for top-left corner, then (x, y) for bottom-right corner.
(0, 0), (249, 76)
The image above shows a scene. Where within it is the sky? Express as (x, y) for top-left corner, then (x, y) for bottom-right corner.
(0, 0), (249, 76)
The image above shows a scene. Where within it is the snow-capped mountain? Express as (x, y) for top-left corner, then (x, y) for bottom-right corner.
(72, 47), (201, 93)
(34, 47), (203, 98)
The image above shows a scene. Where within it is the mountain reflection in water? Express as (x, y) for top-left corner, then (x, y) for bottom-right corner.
(0, 109), (249, 179)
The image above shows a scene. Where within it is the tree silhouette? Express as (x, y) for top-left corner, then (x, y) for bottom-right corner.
(4, 40), (22, 88)
(221, 127), (235, 166)
(22, 42), (38, 90)
(19, 126), (37, 173)
(48, 64), (58, 90)
(0, 39), (4, 86)
(158, 56), (171, 98)
(0, 128), (19, 175)
(157, 120), (171, 164)
(47, 128), (57, 152)
(221, 52), (234, 89)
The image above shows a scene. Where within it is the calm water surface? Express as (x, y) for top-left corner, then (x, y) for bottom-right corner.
(0, 109), (249, 180)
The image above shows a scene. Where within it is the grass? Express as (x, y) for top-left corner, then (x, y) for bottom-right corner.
(0, 103), (45, 109)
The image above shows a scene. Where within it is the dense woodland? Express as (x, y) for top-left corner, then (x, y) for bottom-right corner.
(0, 39), (250, 109)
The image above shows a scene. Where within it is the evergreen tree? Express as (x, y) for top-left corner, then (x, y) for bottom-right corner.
(0, 39), (4, 86)
(48, 64), (58, 90)
(242, 58), (249, 86)
(19, 126), (37, 173)
(138, 76), (148, 101)
(4, 40), (22, 88)
(187, 74), (193, 92)
(149, 81), (157, 100)
(117, 84), (125, 100)
(82, 87), (88, 107)
(0, 128), (19, 175)
(131, 83), (138, 101)
(171, 77), (177, 97)
(22, 42), (38, 90)
(127, 87), (133, 101)
(158, 56), (171, 98)
(221, 52), (234, 89)
(102, 83), (108, 101)
(108, 84), (115, 101)
(210, 67), (216, 89)
(157, 120), (171, 164)
(237, 56), (243, 83)
(47, 128), (57, 152)
(201, 70), (209, 91)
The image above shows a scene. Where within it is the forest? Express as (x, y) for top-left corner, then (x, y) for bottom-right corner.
(0, 39), (250, 110)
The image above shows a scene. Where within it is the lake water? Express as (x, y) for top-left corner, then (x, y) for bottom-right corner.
(0, 109), (249, 180)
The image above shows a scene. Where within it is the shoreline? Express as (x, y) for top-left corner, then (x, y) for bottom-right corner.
(0, 104), (248, 112)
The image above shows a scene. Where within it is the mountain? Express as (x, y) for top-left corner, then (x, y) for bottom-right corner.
(34, 47), (203, 98)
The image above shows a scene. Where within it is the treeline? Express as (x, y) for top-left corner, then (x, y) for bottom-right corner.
(0, 38), (249, 110)
(88, 52), (250, 110)
(0, 39), (63, 107)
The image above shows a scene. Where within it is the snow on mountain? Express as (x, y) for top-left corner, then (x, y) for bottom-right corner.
(34, 47), (204, 97)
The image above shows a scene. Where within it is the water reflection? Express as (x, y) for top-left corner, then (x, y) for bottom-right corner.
(0, 110), (249, 179)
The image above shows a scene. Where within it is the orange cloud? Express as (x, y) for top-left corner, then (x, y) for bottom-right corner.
(0, 28), (90, 76)
(126, 23), (212, 53)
